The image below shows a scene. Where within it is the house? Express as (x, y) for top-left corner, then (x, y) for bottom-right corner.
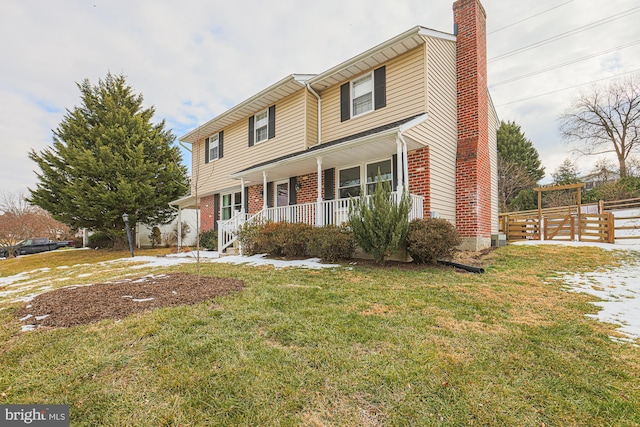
(171, 0), (498, 253)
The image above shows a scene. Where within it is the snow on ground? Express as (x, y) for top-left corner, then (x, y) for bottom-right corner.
(512, 207), (640, 343)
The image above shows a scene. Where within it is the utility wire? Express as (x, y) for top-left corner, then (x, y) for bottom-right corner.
(495, 68), (640, 107)
(488, 0), (574, 35)
(489, 6), (640, 63)
(489, 40), (640, 88)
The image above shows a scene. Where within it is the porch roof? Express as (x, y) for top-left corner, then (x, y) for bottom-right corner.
(229, 113), (428, 184)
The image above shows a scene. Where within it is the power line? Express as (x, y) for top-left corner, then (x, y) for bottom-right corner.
(489, 40), (640, 88)
(489, 6), (640, 63)
(494, 68), (640, 107)
(488, 0), (574, 36)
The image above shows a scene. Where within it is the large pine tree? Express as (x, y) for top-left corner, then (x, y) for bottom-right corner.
(28, 73), (189, 243)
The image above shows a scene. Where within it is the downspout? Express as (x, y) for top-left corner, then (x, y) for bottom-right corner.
(306, 84), (322, 145)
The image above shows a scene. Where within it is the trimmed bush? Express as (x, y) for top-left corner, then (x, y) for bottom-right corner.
(406, 218), (461, 264)
(308, 225), (357, 262)
(88, 232), (113, 249)
(199, 230), (218, 250)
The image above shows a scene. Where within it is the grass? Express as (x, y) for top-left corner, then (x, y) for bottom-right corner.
(1, 245), (639, 426)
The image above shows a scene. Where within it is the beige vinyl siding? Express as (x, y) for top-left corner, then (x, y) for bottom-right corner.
(488, 96), (499, 233)
(405, 36), (457, 222)
(320, 46), (426, 143)
(191, 89), (309, 195)
(305, 89), (318, 148)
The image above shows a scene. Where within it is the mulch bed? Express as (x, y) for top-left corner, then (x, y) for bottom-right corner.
(16, 273), (244, 328)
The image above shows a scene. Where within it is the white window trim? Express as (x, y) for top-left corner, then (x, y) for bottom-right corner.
(337, 158), (393, 198)
(254, 109), (269, 145)
(221, 190), (242, 220)
(208, 134), (219, 161)
(350, 72), (375, 119)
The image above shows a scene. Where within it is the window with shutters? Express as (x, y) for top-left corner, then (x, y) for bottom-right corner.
(352, 73), (373, 117)
(254, 109), (269, 144)
(208, 134), (219, 161)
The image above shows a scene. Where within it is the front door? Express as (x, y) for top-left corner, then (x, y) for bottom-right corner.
(276, 181), (289, 207)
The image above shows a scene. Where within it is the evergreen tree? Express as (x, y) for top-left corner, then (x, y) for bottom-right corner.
(497, 120), (545, 212)
(348, 178), (410, 265)
(28, 73), (189, 244)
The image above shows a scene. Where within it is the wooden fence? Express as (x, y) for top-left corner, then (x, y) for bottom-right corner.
(499, 197), (640, 243)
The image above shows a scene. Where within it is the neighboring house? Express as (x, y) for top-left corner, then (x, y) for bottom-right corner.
(136, 209), (199, 248)
(171, 0), (498, 253)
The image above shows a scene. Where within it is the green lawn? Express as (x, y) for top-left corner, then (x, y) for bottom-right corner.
(1, 245), (639, 426)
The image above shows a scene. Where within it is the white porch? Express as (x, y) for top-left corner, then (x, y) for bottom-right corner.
(217, 192), (424, 253)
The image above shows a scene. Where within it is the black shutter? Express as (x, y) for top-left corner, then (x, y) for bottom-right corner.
(248, 116), (255, 147)
(340, 82), (350, 122)
(374, 66), (386, 110)
(205, 138), (210, 164)
(289, 177), (297, 205)
(268, 105), (276, 139)
(267, 182), (274, 208)
(244, 187), (249, 213)
(213, 194), (220, 231)
(324, 168), (335, 200)
(392, 154), (398, 191)
(218, 131), (224, 158)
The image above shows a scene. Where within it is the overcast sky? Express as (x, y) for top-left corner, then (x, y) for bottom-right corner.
(1, 0), (639, 195)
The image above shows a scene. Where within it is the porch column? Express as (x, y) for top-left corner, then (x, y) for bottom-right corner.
(240, 178), (246, 214)
(402, 136), (409, 194)
(396, 137), (404, 193)
(316, 156), (323, 226)
(177, 207), (182, 251)
(262, 171), (268, 210)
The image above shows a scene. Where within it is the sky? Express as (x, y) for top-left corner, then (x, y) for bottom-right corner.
(1, 0), (639, 194)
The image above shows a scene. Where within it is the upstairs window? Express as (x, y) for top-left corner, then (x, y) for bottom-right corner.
(352, 73), (373, 117)
(205, 131), (223, 163)
(341, 66), (386, 122)
(248, 105), (276, 147)
(255, 109), (269, 143)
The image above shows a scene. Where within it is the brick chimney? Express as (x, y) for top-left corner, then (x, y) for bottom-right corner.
(453, 0), (492, 251)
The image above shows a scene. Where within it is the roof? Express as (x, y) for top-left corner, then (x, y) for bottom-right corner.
(229, 113), (429, 183)
(179, 26), (455, 143)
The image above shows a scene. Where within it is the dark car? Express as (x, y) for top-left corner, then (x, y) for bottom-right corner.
(4, 238), (74, 258)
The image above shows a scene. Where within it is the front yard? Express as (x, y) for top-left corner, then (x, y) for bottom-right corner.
(0, 246), (639, 426)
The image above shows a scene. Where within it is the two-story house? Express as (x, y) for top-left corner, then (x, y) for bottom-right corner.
(171, 0), (498, 253)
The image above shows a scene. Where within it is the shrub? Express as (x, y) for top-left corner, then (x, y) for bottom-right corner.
(349, 179), (411, 264)
(238, 221), (312, 258)
(149, 226), (162, 248)
(88, 231), (113, 249)
(308, 225), (357, 262)
(199, 230), (218, 250)
(406, 218), (461, 264)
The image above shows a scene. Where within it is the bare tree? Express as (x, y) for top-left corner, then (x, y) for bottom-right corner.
(559, 74), (640, 178)
(498, 159), (534, 212)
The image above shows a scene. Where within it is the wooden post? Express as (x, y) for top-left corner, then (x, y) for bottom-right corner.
(608, 212), (615, 244)
(577, 184), (582, 242)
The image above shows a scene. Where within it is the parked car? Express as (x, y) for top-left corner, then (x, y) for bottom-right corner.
(2, 238), (74, 258)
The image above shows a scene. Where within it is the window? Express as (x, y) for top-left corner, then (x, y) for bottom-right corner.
(338, 166), (361, 198)
(276, 181), (289, 207)
(366, 160), (392, 194)
(205, 131), (223, 163)
(340, 66), (386, 122)
(208, 134), (219, 161)
(221, 192), (242, 220)
(352, 73), (373, 117)
(248, 105), (276, 146)
(254, 109), (269, 143)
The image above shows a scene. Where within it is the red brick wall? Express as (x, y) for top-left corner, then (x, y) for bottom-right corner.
(247, 185), (263, 214)
(296, 173), (320, 204)
(200, 195), (216, 232)
(453, 0), (492, 241)
(407, 147), (431, 216)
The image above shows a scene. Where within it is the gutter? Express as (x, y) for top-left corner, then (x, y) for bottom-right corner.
(306, 83), (322, 145)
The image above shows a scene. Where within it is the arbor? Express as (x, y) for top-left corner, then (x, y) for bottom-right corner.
(348, 179), (410, 265)
(559, 74), (640, 178)
(28, 73), (189, 244)
(497, 120), (545, 211)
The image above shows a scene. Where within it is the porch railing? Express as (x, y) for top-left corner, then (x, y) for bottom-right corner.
(218, 192), (425, 253)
